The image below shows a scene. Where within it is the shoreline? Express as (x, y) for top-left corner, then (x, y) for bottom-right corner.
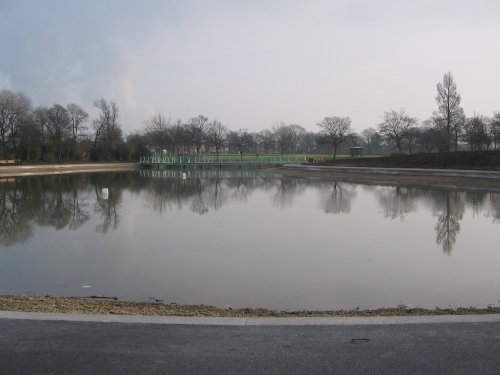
(1, 166), (499, 318)
(0, 162), (138, 177)
(275, 164), (500, 190)
(1, 296), (500, 318)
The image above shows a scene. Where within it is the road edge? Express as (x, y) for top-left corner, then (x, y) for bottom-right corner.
(2, 311), (500, 326)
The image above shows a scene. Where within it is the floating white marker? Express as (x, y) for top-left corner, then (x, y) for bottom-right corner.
(102, 188), (109, 200)
(182, 173), (187, 180)
(82, 285), (92, 288)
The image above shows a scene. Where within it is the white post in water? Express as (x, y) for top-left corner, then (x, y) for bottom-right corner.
(102, 188), (109, 200)
(182, 172), (187, 180)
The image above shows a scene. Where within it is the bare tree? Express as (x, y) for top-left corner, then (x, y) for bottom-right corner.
(405, 126), (420, 154)
(418, 119), (441, 153)
(435, 72), (464, 151)
(206, 120), (227, 158)
(360, 127), (382, 154)
(257, 129), (275, 154)
(489, 112), (500, 149)
(0, 90), (31, 158)
(46, 104), (71, 161)
(188, 115), (208, 155)
(378, 109), (416, 154)
(33, 106), (50, 145)
(169, 119), (186, 156)
(462, 114), (490, 151)
(92, 98), (119, 146)
(317, 116), (352, 159)
(92, 98), (122, 159)
(66, 103), (88, 142)
(273, 122), (294, 156)
(228, 129), (253, 160)
(18, 114), (42, 161)
(289, 124), (306, 153)
(143, 113), (170, 154)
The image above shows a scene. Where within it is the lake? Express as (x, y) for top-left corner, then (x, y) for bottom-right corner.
(1, 169), (499, 311)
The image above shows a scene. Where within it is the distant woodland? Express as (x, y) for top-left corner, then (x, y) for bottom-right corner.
(0, 72), (499, 162)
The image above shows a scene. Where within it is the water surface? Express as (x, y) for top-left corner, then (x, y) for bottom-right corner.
(1, 169), (499, 310)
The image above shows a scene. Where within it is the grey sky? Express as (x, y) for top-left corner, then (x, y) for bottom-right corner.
(0, 0), (499, 133)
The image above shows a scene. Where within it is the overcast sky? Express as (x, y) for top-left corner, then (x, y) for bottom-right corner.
(1, 0), (499, 133)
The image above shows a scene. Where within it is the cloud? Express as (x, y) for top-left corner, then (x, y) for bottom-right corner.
(0, 0), (499, 132)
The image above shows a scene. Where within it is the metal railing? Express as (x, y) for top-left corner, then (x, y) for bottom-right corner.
(139, 155), (307, 165)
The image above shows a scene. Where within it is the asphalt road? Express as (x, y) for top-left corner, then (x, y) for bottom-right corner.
(1, 318), (500, 375)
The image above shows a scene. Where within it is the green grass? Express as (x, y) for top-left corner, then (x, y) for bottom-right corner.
(145, 153), (382, 164)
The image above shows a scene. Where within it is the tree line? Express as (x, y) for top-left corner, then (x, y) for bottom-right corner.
(1, 72), (498, 162)
(0, 94), (149, 162)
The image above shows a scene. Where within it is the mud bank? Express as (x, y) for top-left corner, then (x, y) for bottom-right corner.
(276, 165), (500, 191)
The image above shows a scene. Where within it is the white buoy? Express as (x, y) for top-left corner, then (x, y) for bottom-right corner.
(182, 172), (187, 180)
(102, 188), (109, 200)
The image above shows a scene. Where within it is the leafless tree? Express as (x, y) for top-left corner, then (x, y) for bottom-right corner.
(143, 113), (170, 154)
(418, 119), (441, 153)
(256, 129), (275, 154)
(489, 112), (500, 149)
(33, 106), (50, 145)
(91, 98), (122, 159)
(92, 98), (119, 146)
(228, 129), (253, 160)
(66, 103), (88, 142)
(273, 122), (294, 156)
(206, 120), (227, 158)
(378, 109), (416, 154)
(300, 131), (317, 153)
(46, 104), (71, 160)
(405, 126), (420, 154)
(360, 127), (383, 154)
(317, 116), (352, 159)
(435, 72), (464, 151)
(169, 119), (186, 156)
(0, 90), (31, 158)
(289, 124), (306, 153)
(188, 115), (209, 154)
(462, 113), (491, 151)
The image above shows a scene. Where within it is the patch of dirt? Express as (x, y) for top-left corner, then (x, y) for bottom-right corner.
(319, 150), (500, 170)
(1, 296), (500, 317)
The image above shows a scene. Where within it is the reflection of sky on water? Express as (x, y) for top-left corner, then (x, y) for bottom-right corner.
(0, 170), (500, 310)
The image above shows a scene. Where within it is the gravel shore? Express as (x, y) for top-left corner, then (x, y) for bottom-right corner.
(0, 162), (137, 177)
(1, 296), (499, 317)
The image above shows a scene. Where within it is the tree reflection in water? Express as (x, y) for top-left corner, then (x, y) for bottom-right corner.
(1, 171), (500, 255)
(319, 181), (356, 214)
(375, 186), (417, 221)
(433, 191), (465, 255)
(273, 176), (305, 209)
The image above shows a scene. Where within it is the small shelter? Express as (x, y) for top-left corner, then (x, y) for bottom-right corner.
(349, 147), (364, 157)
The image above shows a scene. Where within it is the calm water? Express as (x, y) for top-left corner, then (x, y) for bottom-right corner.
(1, 169), (500, 311)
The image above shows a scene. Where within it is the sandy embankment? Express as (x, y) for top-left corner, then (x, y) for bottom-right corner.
(0, 162), (138, 177)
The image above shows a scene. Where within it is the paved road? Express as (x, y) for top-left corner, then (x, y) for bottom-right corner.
(1, 317), (500, 375)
